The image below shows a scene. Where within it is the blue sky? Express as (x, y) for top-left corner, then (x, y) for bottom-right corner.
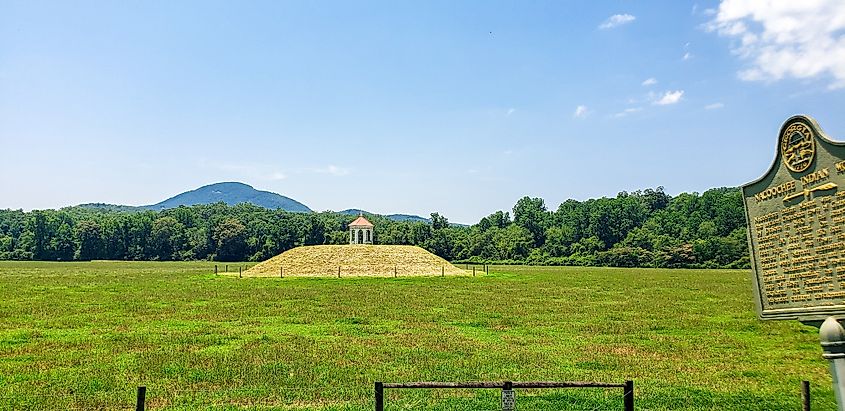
(2, 1), (845, 223)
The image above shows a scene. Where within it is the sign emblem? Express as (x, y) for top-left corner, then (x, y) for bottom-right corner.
(781, 121), (815, 173)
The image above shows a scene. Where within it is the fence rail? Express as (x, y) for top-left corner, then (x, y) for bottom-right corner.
(375, 380), (634, 411)
(88, 379), (818, 410)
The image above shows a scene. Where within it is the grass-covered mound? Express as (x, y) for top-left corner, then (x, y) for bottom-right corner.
(245, 244), (466, 277)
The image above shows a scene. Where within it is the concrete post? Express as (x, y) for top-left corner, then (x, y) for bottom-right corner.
(821, 316), (845, 411)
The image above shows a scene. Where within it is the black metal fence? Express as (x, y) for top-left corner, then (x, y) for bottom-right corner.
(374, 380), (634, 411)
(121, 379), (817, 410)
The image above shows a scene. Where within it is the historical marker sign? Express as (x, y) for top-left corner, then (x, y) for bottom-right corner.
(743, 115), (845, 320)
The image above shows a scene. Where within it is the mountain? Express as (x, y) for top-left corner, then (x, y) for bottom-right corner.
(147, 182), (312, 212)
(75, 183), (446, 221)
(339, 209), (431, 223)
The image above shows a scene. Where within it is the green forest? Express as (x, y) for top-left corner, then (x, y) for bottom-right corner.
(0, 186), (749, 268)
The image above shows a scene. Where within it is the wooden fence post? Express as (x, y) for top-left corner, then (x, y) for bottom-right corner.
(394, 266), (397, 278)
(441, 266), (444, 277)
(225, 264), (228, 272)
(338, 266), (341, 278)
(280, 267), (283, 278)
(239, 266), (242, 278)
(802, 380), (810, 411)
(214, 265), (218, 275)
(473, 266), (476, 277)
(623, 380), (634, 411)
(135, 386), (146, 411)
(375, 382), (384, 411)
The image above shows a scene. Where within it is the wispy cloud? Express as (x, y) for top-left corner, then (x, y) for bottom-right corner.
(506, 108), (516, 117)
(613, 107), (643, 118)
(599, 14), (636, 29)
(706, 0), (845, 89)
(573, 105), (589, 118)
(306, 165), (350, 176)
(642, 78), (658, 86)
(705, 102), (725, 110)
(682, 42), (693, 61)
(654, 90), (684, 105)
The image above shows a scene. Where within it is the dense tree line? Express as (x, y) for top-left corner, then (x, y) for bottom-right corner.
(0, 187), (749, 268)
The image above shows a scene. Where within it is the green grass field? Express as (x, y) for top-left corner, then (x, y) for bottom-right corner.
(0, 261), (836, 410)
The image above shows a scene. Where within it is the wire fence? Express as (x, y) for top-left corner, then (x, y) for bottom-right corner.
(0, 379), (826, 410)
(211, 263), (490, 278)
(376, 380), (632, 411)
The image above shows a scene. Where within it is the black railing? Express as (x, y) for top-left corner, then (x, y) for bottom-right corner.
(374, 380), (634, 411)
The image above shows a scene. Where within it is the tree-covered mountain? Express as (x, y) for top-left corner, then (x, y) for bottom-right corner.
(147, 182), (311, 212)
(76, 203), (144, 213)
(76, 183), (434, 220)
(338, 209), (430, 223)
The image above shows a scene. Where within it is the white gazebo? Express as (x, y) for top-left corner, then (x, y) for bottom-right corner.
(349, 214), (374, 245)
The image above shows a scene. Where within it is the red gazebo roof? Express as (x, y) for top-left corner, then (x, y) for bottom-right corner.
(349, 215), (374, 227)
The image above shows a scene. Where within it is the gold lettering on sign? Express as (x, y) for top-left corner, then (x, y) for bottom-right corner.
(752, 193), (845, 310)
(755, 180), (797, 203)
(801, 168), (830, 186)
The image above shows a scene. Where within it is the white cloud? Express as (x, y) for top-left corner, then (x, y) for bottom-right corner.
(506, 108), (516, 116)
(599, 14), (636, 29)
(613, 107), (643, 117)
(654, 90), (685, 105)
(314, 165), (350, 176)
(705, 102), (725, 110)
(683, 52), (693, 60)
(573, 105), (589, 118)
(642, 77), (658, 86)
(706, 0), (845, 89)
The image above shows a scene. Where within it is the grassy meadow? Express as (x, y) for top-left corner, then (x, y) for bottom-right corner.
(0, 261), (836, 410)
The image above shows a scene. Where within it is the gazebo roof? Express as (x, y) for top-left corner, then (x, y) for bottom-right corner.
(349, 215), (374, 228)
